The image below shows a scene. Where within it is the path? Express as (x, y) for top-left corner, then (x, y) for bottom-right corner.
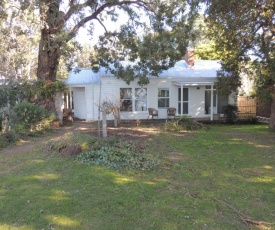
(0, 121), (96, 176)
(0, 121), (95, 157)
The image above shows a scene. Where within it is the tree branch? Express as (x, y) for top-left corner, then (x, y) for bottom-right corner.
(213, 198), (275, 227)
(95, 18), (108, 34)
(64, 0), (152, 42)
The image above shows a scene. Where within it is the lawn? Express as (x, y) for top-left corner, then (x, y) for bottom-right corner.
(0, 124), (274, 229)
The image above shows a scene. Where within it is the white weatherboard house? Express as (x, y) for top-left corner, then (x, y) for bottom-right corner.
(66, 56), (234, 121)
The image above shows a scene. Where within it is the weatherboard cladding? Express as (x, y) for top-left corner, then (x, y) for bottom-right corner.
(66, 60), (221, 85)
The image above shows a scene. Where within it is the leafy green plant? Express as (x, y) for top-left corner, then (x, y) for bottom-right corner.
(37, 113), (57, 130)
(164, 119), (182, 132)
(75, 137), (158, 170)
(76, 145), (157, 170)
(0, 130), (19, 149)
(14, 102), (47, 130)
(34, 80), (68, 98)
(222, 104), (239, 124)
(247, 116), (259, 124)
(43, 133), (158, 170)
(165, 116), (207, 131)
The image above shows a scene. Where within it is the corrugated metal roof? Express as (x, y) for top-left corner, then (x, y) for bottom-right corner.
(159, 60), (220, 78)
(66, 60), (221, 85)
(67, 68), (102, 85)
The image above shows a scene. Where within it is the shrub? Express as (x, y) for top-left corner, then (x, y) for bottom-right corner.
(38, 113), (57, 130)
(222, 104), (239, 124)
(43, 133), (158, 171)
(76, 145), (157, 171)
(248, 116), (259, 124)
(164, 119), (182, 132)
(0, 130), (19, 149)
(165, 116), (207, 131)
(73, 136), (158, 170)
(14, 102), (47, 130)
(0, 135), (9, 149)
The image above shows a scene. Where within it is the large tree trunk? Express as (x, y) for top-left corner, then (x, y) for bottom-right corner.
(37, 0), (62, 81)
(269, 95), (275, 129)
(37, 29), (61, 81)
(54, 92), (64, 125)
(36, 28), (62, 113)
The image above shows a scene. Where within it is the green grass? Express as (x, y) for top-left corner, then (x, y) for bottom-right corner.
(0, 124), (274, 229)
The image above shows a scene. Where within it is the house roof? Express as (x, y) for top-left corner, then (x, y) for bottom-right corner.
(159, 60), (220, 78)
(67, 68), (101, 85)
(66, 60), (221, 85)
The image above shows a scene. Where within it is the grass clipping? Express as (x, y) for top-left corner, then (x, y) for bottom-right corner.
(44, 133), (158, 171)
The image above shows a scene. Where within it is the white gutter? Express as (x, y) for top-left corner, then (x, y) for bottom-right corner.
(172, 81), (214, 86)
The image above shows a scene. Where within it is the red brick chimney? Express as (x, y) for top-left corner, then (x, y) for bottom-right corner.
(185, 50), (195, 67)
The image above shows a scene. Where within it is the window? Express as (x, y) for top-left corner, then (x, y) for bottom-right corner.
(135, 88), (147, 111)
(120, 88), (132, 111)
(158, 89), (169, 108)
(120, 88), (147, 112)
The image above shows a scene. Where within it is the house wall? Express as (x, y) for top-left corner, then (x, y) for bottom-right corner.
(70, 76), (218, 121)
(85, 84), (100, 120)
(101, 77), (149, 120)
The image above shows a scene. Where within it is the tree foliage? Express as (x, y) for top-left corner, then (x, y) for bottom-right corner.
(33, 0), (201, 83)
(0, 0), (40, 79)
(202, 0), (275, 128)
(1, 0), (202, 113)
(195, 42), (223, 60)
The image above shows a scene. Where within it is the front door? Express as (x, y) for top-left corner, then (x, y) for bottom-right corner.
(178, 88), (189, 115)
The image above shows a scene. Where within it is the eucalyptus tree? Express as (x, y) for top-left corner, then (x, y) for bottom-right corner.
(0, 0), (40, 79)
(201, 0), (275, 129)
(37, 0), (200, 83)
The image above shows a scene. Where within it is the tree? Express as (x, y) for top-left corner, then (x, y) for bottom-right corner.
(0, 1), (40, 79)
(36, 0), (200, 83)
(75, 43), (95, 68)
(97, 97), (122, 138)
(201, 0), (275, 129)
(195, 42), (223, 60)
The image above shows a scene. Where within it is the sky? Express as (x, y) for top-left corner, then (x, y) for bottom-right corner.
(65, 1), (206, 46)
(76, 17), (124, 45)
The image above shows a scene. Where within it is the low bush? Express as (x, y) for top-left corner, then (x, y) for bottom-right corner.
(0, 130), (19, 149)
(223, 104), (239, 124)
(76, 141), (157, 170)
(14, 102), (47, 130)
(247, 116), (259, 124)
(37, 113), (57, 130)
(48, 133), (158, 170)
(165, 116), (207, 131)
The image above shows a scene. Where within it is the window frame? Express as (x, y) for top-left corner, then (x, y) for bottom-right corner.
(134, 88), (147, 111)
(120, 87), (147, 112)
(158, 88), (170, 109)
(120, 88), (133, 112)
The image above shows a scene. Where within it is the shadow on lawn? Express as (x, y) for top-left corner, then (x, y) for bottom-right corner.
(0, 159), (160, 229)
(0, 123), (274, 229)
